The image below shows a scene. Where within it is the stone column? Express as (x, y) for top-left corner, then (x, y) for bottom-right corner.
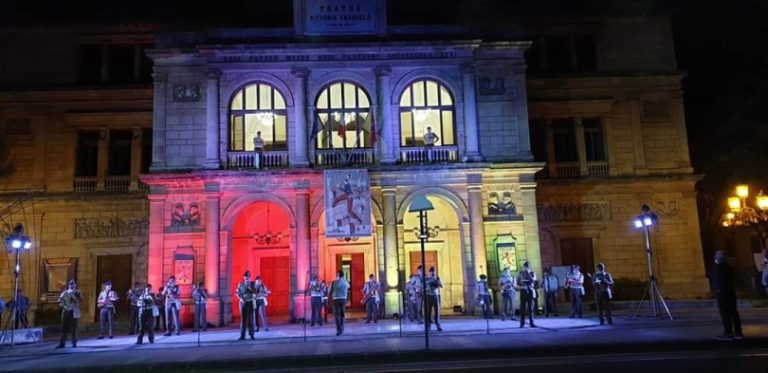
(294, 189), (311, 320)
(382, 186), (400, 314)
(292, 68), (310, 167)
(204, 182), (221, 326)
(129, 128), (142, 191)
(148, 193), (166, 290)
(574, 116), (588, 176)
(96, 129), (108, 190)
(204, 69), (221, 169)
(467, 174), (487, 292)
(544, 119), (557, 178)
(151, 72), (167, 171)
(519, 180), (542, 290)
(461, 64), (481, 161)
(375, 65), (395, 164)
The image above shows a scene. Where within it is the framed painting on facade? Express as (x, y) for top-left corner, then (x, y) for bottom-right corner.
(323, 169), (372, 238)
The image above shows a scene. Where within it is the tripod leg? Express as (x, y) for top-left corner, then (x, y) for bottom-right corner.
(653, 282), (674, 320)
(631, 282), (651, 318)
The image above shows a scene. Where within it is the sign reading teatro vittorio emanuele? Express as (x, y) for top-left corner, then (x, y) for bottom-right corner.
(293, 0), (387, 36)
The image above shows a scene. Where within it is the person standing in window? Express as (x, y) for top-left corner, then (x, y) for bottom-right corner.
(423, 126), (440, 163)
(253, 131), (265, 169)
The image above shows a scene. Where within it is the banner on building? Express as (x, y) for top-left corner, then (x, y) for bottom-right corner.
(323, 169), (372, 237)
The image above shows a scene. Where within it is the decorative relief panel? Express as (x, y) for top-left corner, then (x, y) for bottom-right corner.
(641, 101), (670, 122)
(173, 84), (201, 102)
(171, 202), (200, 226)
(488, 191), (517, 216)
(479, 77), (506, 96)
(537, 202), (611, 222)
(74, 218), (149, 239)
(653, 201), (679, 218)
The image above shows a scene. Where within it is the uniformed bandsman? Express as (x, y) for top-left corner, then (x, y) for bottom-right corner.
(410, 268), (424, 324)
(362, 274), (380, 324)
(126, 282), (141, 335)
(517, 261), (537, 328)
(237, 271), (256, 340)
(476, 274), (492, 319)
(498, 267), (516, 321)
(309, 275), (324, 326)
(425, 267), (443, 331)
(192, 281), (208, 332)
(136, 283), (155, 344)
(154, 287), (166, 331)
(56, 279), (82, 348)
(97, 280), (119, 339)
(163, 276), (181, 336)
(329, 270), (350, 336)
(320, 280), (330, 324)
(542, 265), (560, 317)
(254, 275), (270, 332)
(592, 262), (614, 325)
(566, 264), (585, 318)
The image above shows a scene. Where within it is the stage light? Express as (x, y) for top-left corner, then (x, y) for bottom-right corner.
(11, 239), (21, 249)
(634, 219), (643, 228)
(643, 216), (653, 226)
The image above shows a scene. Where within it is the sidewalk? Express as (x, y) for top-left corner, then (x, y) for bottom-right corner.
(0, 308), (766, 372)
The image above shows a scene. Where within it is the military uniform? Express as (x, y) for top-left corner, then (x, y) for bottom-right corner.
(542, 271), (560, 317)
(254, 278), (270, 332)
(408, 275), (424, 323)
(236, 273), (256, 340)
(97, 281), (119, 339)
(309, 278), (324, 326)
(163, 279), (181, 336)
(363, 278), (380, 324)
(592, 266), (614, 325)
(320, 281), (330, 324)
(566, 267), (584, 318)
(330, 274), (350, 336)
(56, 280), (82, 348)
(192, 283), (208, 332)
(136, 286), (155, 344)
(476, 275), (492, 319)
(498, 270), (516, 321)
(517, 265), (537, 328)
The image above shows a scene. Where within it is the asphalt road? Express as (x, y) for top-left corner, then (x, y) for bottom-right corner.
(246, 348), (768, 373)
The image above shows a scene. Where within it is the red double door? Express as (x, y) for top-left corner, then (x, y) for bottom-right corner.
(232, 254), (290, 318)
(336, 253), (365, 309)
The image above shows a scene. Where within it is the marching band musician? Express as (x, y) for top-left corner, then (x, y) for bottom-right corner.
(362, 274), (380, 324)
(425, 267), (443, 331)
(320, 280), (330, 324)
(410, 268), (424, 324)
(192, 280), (208, 332)
(309, 275), (324, 326)
(136, 283), (156, 344)
(542, 265), (560, 317)
(498, 267), (516, 321)
(56, 279), (82, 348)
(517, 261), (537, 328)
(154, 287), (166, 332)
(163, 275), (181, 336)
(405, 275), (416, 322)
(476, 274), (492, 319)
(237, 271), (256, 340)
(97, 280), (119, 339)
(566, 264), (585, 318)
(127, 282), (142, 335)
(254, 275), (270, 332)
(329, 270), (350, 336)
(592, 262), (614, 325)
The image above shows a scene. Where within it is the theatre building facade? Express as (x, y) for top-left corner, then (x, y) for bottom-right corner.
(0, 1), (708, 326)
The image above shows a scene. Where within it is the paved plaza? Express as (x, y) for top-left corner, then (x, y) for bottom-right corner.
(0, 308), (766, 372)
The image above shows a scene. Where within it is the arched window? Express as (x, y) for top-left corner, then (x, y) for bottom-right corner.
(399, 79), (456, 147)
(315, 81), (372, 149)
(229, 82), (287, 151)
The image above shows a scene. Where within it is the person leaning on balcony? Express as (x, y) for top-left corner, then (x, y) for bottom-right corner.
(422, 126), (439, 163)
(253, 131), (265, 169)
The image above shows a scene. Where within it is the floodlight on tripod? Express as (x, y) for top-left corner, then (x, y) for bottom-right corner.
(2, 223), (34, 347)
(631, 205), (673, 320)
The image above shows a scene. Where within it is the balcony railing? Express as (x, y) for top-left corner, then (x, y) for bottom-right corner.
(587, 161), (609, 176)
(315, 148), (374, 167)
(400, 146), (459, 165)
(553, 162), (580, 178)
(105, 175), (130, 191)
(227, 151), (289, 170)
(73, 177), (97, 192)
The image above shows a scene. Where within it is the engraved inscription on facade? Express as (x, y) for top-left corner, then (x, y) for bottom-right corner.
(74, 218), (149, 239)
(537, 202), (611, 222)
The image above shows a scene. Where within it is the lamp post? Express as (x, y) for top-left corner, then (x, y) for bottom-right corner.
(408, 193), (434, 350)
(719, 184), (768, 295)
(631, 205), (673, 320)
(4, 223), (33, 346)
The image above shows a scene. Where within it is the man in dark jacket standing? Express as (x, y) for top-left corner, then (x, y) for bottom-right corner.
(713, 250), (743, 340)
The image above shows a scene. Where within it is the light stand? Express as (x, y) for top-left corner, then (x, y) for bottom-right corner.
(1, 224), (34, 347)
(631, 206), (673, 320)
(409, 194), (434, 351)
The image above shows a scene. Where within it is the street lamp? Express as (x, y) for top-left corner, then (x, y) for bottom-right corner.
(4, 223), (33, 346)
(631, 205), (673, 320)
(719, 184), (768, 295)
(408, 193), (434, 351)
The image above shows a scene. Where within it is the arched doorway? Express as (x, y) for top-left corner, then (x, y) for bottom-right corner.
(317, 210), (378, 311)
(231, 201), (291, 319)
(402, 195), (465, 313)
